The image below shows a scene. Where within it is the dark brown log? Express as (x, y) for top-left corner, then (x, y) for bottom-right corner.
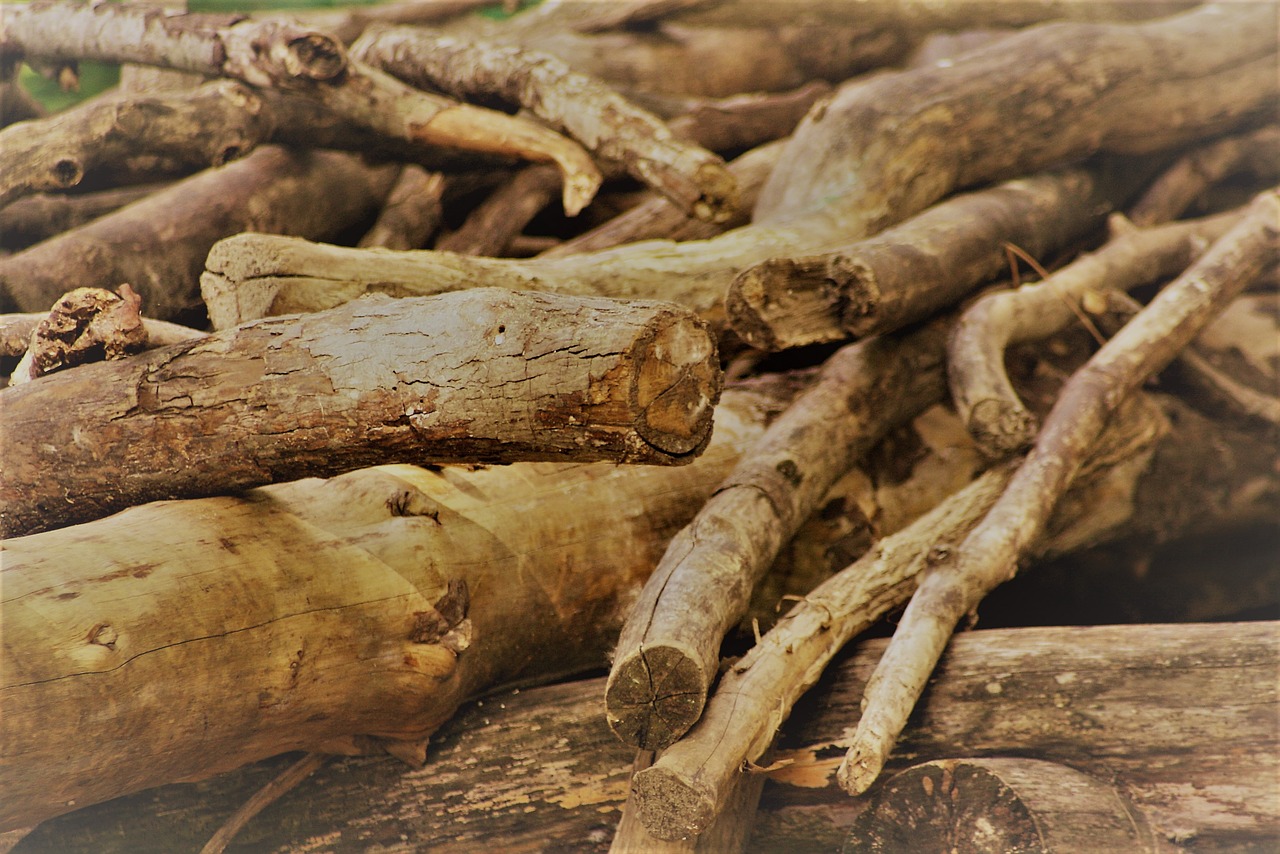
(0, 183), (168, 250)
(356, 164), (445, 251)
(0, 146), (397, 319)
(13, 622), (1275, 852)
(0, 288), (720, 537)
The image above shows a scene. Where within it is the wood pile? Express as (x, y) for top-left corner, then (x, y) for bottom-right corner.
(1, 1), (1276, 851)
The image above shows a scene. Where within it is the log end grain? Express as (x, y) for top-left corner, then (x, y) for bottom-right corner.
(965, 397), (1038, 458)
(844, 758), (1158, 853)
(724, 255), (856, 351)
(631, 761), (716, 842)
(631, 311), (721, 459)
(605, 643), (709, 750)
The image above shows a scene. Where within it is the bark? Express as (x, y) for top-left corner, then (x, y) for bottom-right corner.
(287, 0), (497, 46)
(0, 380), (797, 830)
(0, 288), (721, 537)
(840, 189), (1280, 796)
(605, 322), (947, 751)
(353, 26), (738, 222)
(948, 208), (1244, 457)
(726, 165), (1142, 351)
(755, 3), (1278, 225)
(200, 6), (1277, 331)
(663, 81), (831, 156)
(1130, 125), (1280, 226)
(0, 78), (45, 127)
(0, 80), (272, 209)
(357, 165), (446, 250)
(13, 622), (1275, 852)
(0, 146), (397, 319)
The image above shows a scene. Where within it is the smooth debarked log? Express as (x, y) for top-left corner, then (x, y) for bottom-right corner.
(14, 622), (1275, 852)
(0, 288), (720, 537)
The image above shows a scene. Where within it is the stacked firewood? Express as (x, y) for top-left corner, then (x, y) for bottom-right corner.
(1, 1), (1276, 851)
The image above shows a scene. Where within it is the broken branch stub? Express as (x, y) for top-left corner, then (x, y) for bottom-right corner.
(726, 165), (1141, 351)
(0, 288), (721, 538)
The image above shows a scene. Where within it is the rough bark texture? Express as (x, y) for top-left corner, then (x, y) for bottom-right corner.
(1, 2), (349, 88)
(605, 322), (948, 751)
(0, 311), (204, 361)
(200, 6), (1277, 331)
(726, 165), (1141, 350)
(0, 288), (721, 537)
(12, 622), (1274, 852)
(0, 381), (793, 831)
(0, 146), (397, 320)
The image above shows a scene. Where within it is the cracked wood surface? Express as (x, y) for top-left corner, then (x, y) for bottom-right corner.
(0, 289), (720, 538)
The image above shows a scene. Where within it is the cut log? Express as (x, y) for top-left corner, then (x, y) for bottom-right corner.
(0, 288), (720, 537)
(0, 379), (795, 830)
(13, 622), (1275, 852)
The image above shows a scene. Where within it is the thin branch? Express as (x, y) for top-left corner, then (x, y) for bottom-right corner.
(198, 753), (328, 854)
(839, 188), (1278, 796)
(948, 207), (1244, 457)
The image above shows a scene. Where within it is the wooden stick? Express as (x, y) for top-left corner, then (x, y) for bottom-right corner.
(353, 26), (736, 221)
(726, 165), (1140, 351)
(0, 183), (168, 250)
(0, 310), (204, 361)
(838, 188), (1279, 796)
(357, 165), (446, 251)
(201, 7), (1279, 330)
(0, 288), (721, 537)
(948, 208), (1243, 457)
(605, 321), (948, 750)
(436, 164), (561, 256)
(0, 146), (397, 318)
(0, 378), (800, 830)
(197, 753), (328, 854)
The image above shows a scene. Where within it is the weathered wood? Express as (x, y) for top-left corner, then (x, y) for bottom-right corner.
(605, 322), (948, 751)
(726, 165), (1141, 350)
(841, 190), (1280, 796)
(0, 311), (204, 361)
(949, 207), (1244, 457)
(755, 3), (1277, 225)
(353, 25), (738, 221)
(1131, 125), (1280, 226)
(0, 183), (167, 251)
(0, 380), (795, 831)
(844, 758), (1159, 851)
(201, 6), (1277, 330)
(356, 165), (445, 251)
(14, 622), (1275, 852)
(0, 288), (720, 537)
(0, 146), (397, 319)
(0, 80), (272, 209)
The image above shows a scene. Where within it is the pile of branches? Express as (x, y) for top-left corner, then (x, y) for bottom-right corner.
(1, 1), (1277, 851)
